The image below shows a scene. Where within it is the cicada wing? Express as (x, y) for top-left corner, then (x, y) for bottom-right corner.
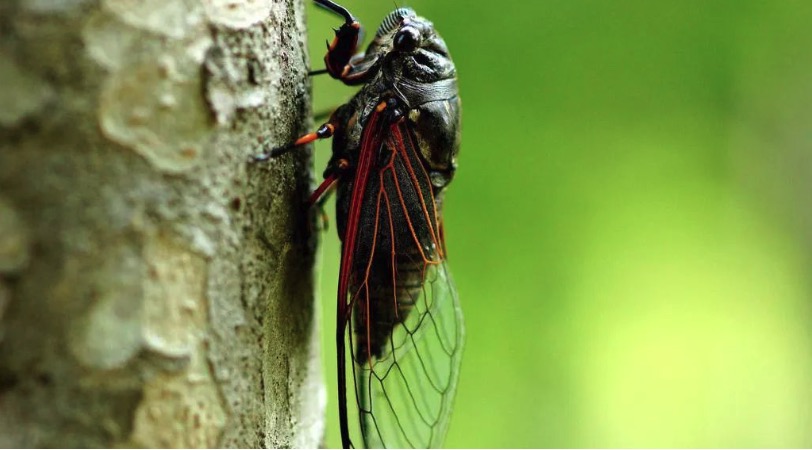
(352, 261), (464, 448)
(338, 116), (464, 449)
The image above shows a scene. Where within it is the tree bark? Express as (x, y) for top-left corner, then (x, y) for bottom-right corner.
(0, 0), (323, 447)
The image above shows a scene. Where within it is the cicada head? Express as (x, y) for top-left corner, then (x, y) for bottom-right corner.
(366, 7), (456, 83)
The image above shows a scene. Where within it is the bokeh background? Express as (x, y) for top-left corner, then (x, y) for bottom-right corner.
(306, 1), (812, 447)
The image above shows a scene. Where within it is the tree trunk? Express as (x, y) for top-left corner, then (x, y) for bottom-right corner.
(0, 0), (323, 447)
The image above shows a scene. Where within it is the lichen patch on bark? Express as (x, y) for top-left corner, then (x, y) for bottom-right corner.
(88, 2), (214, 174)
(142, 232), (207, 358)
(202, 0), (272, 30)
(103, 0), (206, 39)
(127, 234), (226, 447)
(66, 242), (144, 370)
(128, 353), (227, 447)
(98, 52), (213, 173)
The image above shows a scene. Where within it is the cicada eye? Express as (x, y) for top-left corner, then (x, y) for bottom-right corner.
(394, 26), (420, 52)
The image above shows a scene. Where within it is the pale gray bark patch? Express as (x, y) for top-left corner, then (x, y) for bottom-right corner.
(0, 0), (324, 447)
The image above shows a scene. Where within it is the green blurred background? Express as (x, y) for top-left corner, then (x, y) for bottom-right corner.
(306, 1), (812, 447)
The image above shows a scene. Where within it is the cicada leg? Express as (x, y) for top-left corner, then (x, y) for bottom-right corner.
(251, 118), (340, 230)
(313, 0), (379, 85)
(308, 173), (338, 232)
(314, 0), (362, 77)
(308, 158), (349, 231)
(251, 120), (337, 162)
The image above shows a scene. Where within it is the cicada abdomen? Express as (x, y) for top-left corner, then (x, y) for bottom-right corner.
(348, 120), (446, 360)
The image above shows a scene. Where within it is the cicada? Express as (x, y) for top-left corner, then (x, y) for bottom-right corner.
(254, 1), (463, 447)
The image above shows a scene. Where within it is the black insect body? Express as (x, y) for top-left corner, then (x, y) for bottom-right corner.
(255, 2), (463, 448)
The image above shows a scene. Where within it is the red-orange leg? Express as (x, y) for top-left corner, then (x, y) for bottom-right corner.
(252, 122), (336, 162)
(313, 0), (381, 87)
(309, 171), (339, 207)
(308, 158), (348, 231)
(314, 0), (363, 79)
(309, 173), (338, 232)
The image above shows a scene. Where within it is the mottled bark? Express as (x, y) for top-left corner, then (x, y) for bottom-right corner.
(0, 0), (323, 447)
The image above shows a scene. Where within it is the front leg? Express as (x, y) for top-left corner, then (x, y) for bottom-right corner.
(314, 0), (378, 85)
(314, 1), (362, 77)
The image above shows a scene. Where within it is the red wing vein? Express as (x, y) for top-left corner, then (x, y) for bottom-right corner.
(402, 126), (446, 259)
(390, 126), (442, 257)
(386, 137), (430, 263)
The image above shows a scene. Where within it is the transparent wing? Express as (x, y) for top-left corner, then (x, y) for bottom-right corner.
(351, 262), (464, 448)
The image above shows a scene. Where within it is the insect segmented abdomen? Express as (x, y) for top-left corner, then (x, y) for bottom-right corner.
(352, 248), (432, 363)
